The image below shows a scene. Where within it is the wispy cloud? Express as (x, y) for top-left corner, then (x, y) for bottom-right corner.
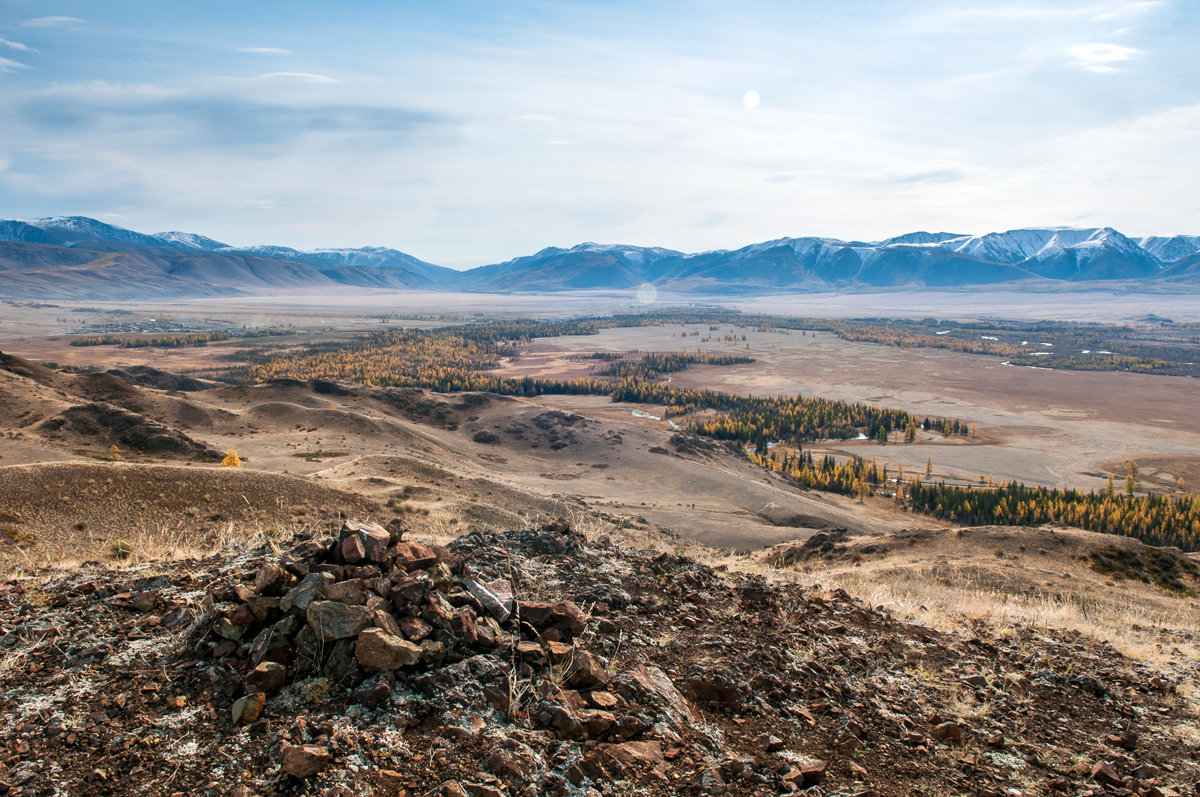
(238, 47), (290, 55)
(22, 16), (86, 28)
(930, 1), (1164, 24)
(12, 80), (451, 150)
(1070, 42), (1140, 73)
(258, 72), (338, 84)
(0, 56), (30, 73)
(0, 38), (37, 53)
(888, 167), (966, 184)
(1093, 1), (1164, 21)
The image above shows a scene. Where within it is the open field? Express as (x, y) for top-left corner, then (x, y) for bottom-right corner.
(491, 322), (1200, 497)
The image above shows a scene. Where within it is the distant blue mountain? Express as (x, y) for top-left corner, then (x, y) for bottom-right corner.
(0, 216), (1198, 299)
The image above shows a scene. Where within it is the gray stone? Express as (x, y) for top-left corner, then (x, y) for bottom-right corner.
(307, 600), (373, 641)
(463, 578), (514, 623)
(280, 572), (335, 615)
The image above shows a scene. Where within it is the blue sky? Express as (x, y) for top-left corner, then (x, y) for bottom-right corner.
(0, 0), (1197, 267)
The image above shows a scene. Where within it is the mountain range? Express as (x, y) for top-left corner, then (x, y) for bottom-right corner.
(1, 216), (1199, 300)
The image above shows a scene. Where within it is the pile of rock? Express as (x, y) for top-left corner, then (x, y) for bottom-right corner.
(205, 519), (711, 789)
(206, 520), (596, 725)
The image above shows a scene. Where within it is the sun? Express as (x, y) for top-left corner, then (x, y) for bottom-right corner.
(742, 90), (760, 109)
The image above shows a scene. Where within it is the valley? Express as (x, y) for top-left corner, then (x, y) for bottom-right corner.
(1, 294), (1199, 795)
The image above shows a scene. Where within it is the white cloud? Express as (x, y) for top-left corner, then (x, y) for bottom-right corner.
(238, 47), (290, 55)
(0, 38), (37, 53)
(257, 72), (339, 84)
(1070, 42), (1140, 73)
(22, 16), (86, 28)
(0, 56), (29, 73)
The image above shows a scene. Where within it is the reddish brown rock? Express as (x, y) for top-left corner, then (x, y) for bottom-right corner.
(325, 578), (369, 605)
(611, 665), (695, 729)
(577, 708), (617, 736)
(545, 640), (573, 663)
(516, 640), (545, 663)
(388, 541), (440, 571)
(306, 600), (373, 641)
(517, 600), (587, 639)
(398, 615), (433, 642)
(253, 562), (288, 594)
(449, 608), (479, 644)
(244, 662), (287, 694)
(280, 572), (334, 614)
(130, 591), (158, 612)
(389, 571), (433, 609)
(800, 760), (828, 786)
(568, 648), (611, 688)
(569, 741), (665, 782)
(280, 743), (331, 779)
(340, 533), (367, 565)
(230, 692), (265, 725)
(932, 721), (963, 743)
(355, 627), (422, 670)
(1090, 761), (1123, 788)
(341, 519), (391, 563)
(372, 608), (403, 637)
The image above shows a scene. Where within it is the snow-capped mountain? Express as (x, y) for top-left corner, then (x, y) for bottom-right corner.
(1, 216), (178, 250)
(0, 217), (451, 291)
(1, 217), (1199, 299)
(1139, 235), (1200, 263)
(152, 231), (229, 251)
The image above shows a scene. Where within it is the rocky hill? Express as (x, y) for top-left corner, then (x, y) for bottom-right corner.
(0, 518), (1196, 796)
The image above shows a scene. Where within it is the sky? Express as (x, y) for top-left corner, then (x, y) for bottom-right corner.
(0, 0), (1198, 268)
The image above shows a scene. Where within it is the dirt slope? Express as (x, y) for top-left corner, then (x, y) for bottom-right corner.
(0, 462), (384, 568)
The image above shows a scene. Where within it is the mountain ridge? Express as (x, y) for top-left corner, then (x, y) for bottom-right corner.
(2, 216), (1199, 299)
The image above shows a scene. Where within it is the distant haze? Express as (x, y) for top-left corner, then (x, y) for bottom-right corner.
(1, 2), (1198, 265)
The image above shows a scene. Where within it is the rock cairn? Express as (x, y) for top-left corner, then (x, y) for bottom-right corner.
(204, 520), (714, 790)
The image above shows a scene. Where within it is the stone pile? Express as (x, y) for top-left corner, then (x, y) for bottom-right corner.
(206, 520), (595, 725)
(3, 518), (1195, 795)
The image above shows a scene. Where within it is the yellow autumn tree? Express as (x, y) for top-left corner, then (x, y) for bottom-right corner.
(221, 449), (243, 468)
